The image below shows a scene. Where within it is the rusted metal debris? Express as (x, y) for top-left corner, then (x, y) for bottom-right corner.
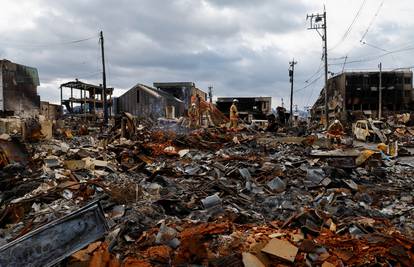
(0, 115), (413, 266)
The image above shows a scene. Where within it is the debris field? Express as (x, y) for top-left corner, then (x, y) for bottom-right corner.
(0, 116), (414, 267)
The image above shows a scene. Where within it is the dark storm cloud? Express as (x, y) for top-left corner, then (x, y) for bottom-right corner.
(3, 0), (387, 107)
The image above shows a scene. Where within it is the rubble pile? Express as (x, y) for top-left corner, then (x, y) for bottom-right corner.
(0, 118), (413, 266)
(387, 113), (414, 147)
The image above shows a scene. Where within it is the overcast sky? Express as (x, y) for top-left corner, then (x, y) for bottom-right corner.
(1, 0), (413, 109)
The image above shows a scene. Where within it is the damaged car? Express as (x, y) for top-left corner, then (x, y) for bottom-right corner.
(353, 119), (391, 142)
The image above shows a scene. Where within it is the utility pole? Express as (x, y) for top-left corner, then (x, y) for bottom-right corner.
(289, 59), (297, 125)
(304, 106), (311, 121)
(307, 7), (329, 128)
(378, 62), (382, 119)
(208, 86), (213, 103)
(281, 98), (284, 108)
(100, 31), (108, 126)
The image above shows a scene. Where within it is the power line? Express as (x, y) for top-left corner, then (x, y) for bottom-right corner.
(362, 41), (399, 64)
(329, 42), (413, 62)
(0, 35), (98, 48)
(360, 0), (385, 42)
(329, 0), (367, 51)
(278, 57), (319, 110)
(302, 59), (324, 83)
(341, 55), (348, 72)
(329, 56), (348, 61)
(329, 0), (385, 69)
(328, 45), (414, 66)
(361, 41), (389, 52)
(305, 78), (320, 108)
(294, 73), (323, 93)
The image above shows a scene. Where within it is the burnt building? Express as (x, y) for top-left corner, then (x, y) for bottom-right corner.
(0, 59), (41, 116)
(153, 82), (207, 111)
(40, 101), (63, 120)
(311, 70), (414, 123)
(216, 97), (272, 122)
(116, 84), (184, 119)
(60, 80), (113, 116)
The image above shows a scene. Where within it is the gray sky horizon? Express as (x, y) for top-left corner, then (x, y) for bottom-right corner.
(1, 0), (413, 109)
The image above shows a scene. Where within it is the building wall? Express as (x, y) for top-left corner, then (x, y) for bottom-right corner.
(117, 86), (149, 117)
(344, 72), (413, 114)
(216, 97), (272, 121)
(117, 86), (184, 119)
(153, 82), (207, 111)
(40, 101), (63, 120)
(0, 60), (40, 116)
(312, 71), (414, 122)
(192, 87), (207, 102)
(0, 69), (3, 111)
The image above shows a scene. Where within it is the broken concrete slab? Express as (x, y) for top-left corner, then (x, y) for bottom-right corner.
(201, 194), (222, 209)
(266, 177), (286, 192)
(239, 168), (252, 180)
(91, 159), (108, 168)
(322, 261), (336, 267)
(310, 149), (360, 157)
(40, 119), (53, 140)
(306, 168), (325, 185)
(261, 238), (298, 263)
(0, 133), (11, 141)
(63, 160), (86, 171)
(242, 252), (265, 267)
(0, 118), (22, 135)
(44, 157), (60, 168)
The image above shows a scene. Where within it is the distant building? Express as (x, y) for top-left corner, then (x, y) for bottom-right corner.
(0, 59), (41, 116)
(153, 82), (207, 111)
(116, 84), (184, 119)
(311, 70), (414, 123)
(216, 97), (272, 122)
(60, 79), (114, 116)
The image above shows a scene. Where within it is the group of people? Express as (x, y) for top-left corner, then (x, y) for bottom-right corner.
(188, 98), (239, 129)
(189, 98), (394, 151)
(188, 95), (217, 128)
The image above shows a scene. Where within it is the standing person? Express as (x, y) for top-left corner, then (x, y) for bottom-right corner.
(327, 119), (344, 144)
(230, 99), (239, 129)
(199, 99), (214, 127)
(191, 94), (197, 105)
(188, 103), (199, 128)
(196, 95), (202, 125)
